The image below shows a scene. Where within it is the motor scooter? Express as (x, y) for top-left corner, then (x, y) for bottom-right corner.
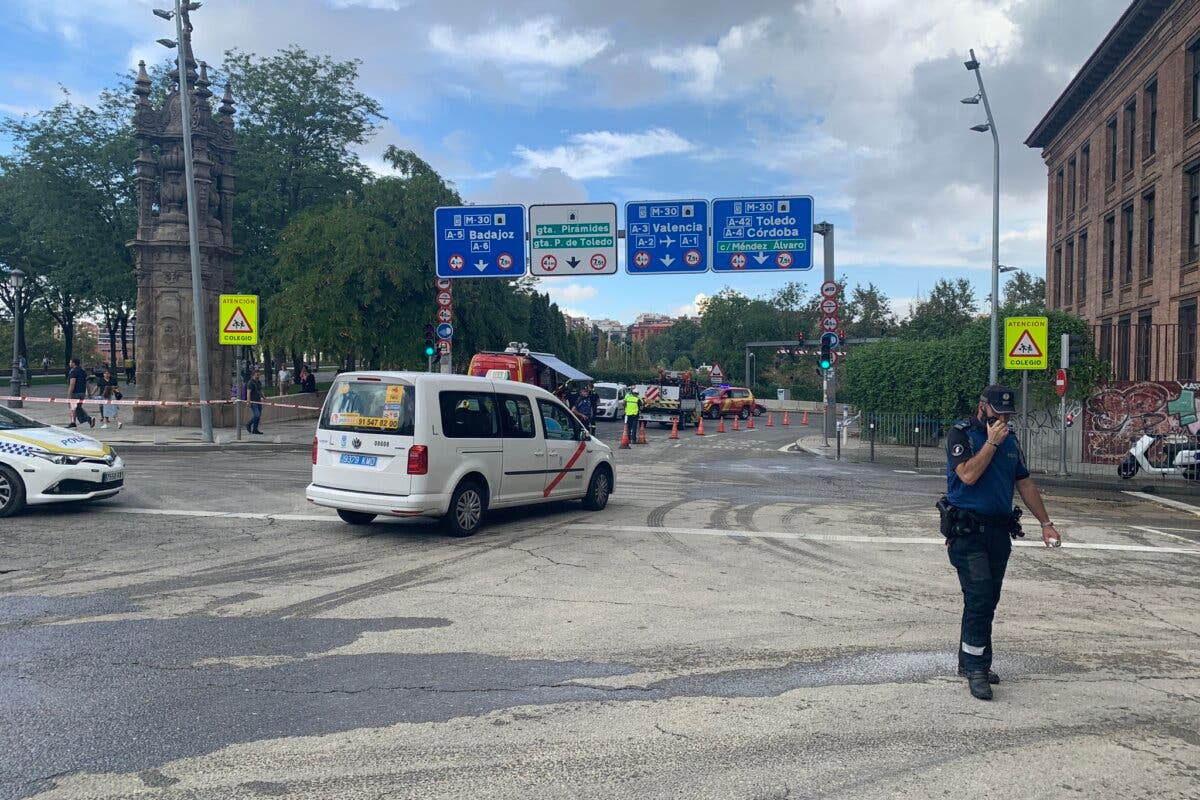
(1117, 418), (1200, 480)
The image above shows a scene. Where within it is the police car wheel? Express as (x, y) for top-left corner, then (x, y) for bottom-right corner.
(0, 464), (26, 518)
(337, 509), (376, 525)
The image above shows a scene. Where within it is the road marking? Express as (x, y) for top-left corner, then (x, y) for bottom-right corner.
(893, 469), (917, 474)
(97, 507), (334, 522)
(569, 524), (1200, 555)
(1122, 491), (1200, 517)
(1130, 525), (1200, 545)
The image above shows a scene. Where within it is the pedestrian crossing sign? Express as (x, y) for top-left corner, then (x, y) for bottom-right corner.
(1004, 316), (1047, 369)
(219, 294), (259, 345)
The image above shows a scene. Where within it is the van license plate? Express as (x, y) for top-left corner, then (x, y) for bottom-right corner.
(339, 454), (378, 467)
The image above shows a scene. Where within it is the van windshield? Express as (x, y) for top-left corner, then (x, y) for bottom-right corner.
(594, 386), (617, 399)
(320, 380), (415, 435)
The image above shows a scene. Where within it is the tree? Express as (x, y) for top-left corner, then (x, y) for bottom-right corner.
(844, 283), (898, 338)
(1003, 271), (1047, 308)
(902, 278), (978, 341)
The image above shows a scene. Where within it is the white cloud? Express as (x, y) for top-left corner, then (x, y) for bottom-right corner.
(543, 283), (598, 305)
(428, 17), (610, 69)
(649, 18), (767, 97)
(673, 292), (708, 317)
(468, 167), (589, 206)
(328, 0), (406, 8)
(514, 128), (695, 180)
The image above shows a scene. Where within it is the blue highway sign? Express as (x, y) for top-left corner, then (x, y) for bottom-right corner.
(435, 205), (526, 278)
(711, 196), (813, 272)
(624, 200), (709, 274)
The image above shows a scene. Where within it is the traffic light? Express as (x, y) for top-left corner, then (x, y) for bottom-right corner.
(796, 331), (806, 347)
(1066, 334), (1086, 367)
(819, 339), (832, 370)
(423, 323), (436, 358)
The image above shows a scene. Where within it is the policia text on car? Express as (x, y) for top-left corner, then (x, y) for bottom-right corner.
(938, 384), (1062, 701)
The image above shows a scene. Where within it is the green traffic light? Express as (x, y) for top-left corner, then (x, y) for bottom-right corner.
(819, 359), (831, 370)
(424, 346), (435, 357)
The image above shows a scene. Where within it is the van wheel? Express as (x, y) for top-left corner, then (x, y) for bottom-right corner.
(582, 467), (611, 511)
(0, 464), (26, 518)
(444, 480), (485, 537)
(337, 509), (376, 525)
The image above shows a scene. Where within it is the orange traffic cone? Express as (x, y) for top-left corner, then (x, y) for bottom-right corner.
(696, 416), (706, 435)
(669, 417), (680, 439)
(717, 416), (726, 433)
(733, 416), (741, 431)
(636, 420), (648, 444)
(618, 422), (631, 449)
(747, 414), (755, 430)
(767, 413), (774, 427)
(782, 412), (790, 426)
(801, 411), (810, 426)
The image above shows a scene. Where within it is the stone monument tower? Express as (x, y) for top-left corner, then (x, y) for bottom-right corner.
(128, 29), (237, 426)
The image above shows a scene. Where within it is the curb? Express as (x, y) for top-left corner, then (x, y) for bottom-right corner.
(113, 442), (310, 455)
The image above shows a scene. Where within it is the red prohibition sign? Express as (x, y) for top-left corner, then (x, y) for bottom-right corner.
(436, 278), (451, 290)
(776, 251), (794, 269)
(684, 249), (701, 267)
(730, 253), (747, 269)
(590, 253), (607, 270)
(448, 254), (464, 272)
(497, 252), (514, 270)
(437, 308), (453, 323)
(437, 291), (452, 307)
(633, 250), (651, 268)
(541, 254), (557, 272)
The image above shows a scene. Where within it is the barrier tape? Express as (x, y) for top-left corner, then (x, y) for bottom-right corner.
(0, 395), (322, 412)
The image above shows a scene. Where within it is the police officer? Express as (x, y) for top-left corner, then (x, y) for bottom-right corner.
(945, 384), (1061, 701)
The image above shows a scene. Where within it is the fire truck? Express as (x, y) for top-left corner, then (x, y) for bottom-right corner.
(466, 344), (591, 392)
(632, 370), (704, 428)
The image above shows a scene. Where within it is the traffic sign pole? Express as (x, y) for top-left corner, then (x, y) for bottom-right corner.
(814, 222), (835, 444)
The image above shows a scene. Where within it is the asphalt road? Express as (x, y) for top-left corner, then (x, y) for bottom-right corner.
(2, 416), (1199, 799)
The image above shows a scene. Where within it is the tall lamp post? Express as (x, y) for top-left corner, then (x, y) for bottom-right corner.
(8, 269), (24, 409)
(964, 48), (1000, 385)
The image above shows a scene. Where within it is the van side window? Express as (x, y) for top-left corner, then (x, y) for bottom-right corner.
(438, 391), (500, 439)
(537, 399), (582, 441)
(498, 394), (536, 439)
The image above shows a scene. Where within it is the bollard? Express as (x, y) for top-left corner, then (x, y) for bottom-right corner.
(836, 426), (842, 461)
(869, 422), (876, 462)
(914, 426), (920, 467)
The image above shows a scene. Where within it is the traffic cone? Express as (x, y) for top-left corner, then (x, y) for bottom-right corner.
(801, 411), (809, 426)
(747, 414), (755, 430)
(733, 417), (741, 431)
(618, 422), (631, 449)
(717, 416), (726, 433)
(782, 412), (790, 426)
(669, 417), (680, 439)
(696, 416), (706, 435)
(767, 413), (774, 427)
(636, 420), (648, 444)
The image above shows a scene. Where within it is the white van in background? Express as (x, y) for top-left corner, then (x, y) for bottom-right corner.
(592, 382), (627, 420)
(306, 372), (615, 536)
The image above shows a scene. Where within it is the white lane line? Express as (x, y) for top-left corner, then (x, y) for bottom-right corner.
(893, 469), (917, 474)
(1123, 491), (1200, 517)
(1130, 525), (1200, 545)
(97, 507), (335, 522)
(569, 524), (1200, 556)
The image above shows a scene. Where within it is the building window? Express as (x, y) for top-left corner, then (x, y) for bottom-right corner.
(1078, 231), (1088, 302)
(1104, 214), (1116, 290)
(1190, 165), (1200, 262)
(1053, 247), (1062, 308)
(1116, 315), (1132, 380)
(1100, 319), (1114, 372)
(1081, 144), (1090, 204)
(1136, 311), (1153, 381)
(1181, 302), (1198, 380)
(1192, 40), (1200, 123)
(1106, 117), (1118, 184)
(1067, 157), (1077, 215)
(1122, 204), (1134, 285)
(1065, 239), (1075, 305)
(1146, 79), (1158, 155)
(1055, 168), (1064, 225)
(1124, 99), (1136, 172)
(1144, 190), (1155, 279)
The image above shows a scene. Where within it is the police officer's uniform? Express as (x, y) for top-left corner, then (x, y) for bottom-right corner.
(944, 388), (1028, 679)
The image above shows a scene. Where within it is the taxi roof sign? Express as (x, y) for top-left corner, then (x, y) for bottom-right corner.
(1004, 316), (1048, 370)
(219, 294), (258, 346)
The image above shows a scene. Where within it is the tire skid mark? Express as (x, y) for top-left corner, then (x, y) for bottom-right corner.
(646, 498), (705, 559)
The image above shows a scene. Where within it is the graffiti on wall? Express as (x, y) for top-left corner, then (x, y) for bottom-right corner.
(1083, 381), (1200, 463)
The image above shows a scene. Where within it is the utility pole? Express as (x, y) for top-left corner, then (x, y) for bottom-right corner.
(814, 221), (835, 443)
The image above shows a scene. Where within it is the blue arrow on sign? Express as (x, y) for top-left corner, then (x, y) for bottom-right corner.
(436, 323), (453, 341)
(711, 196), (814, 272)
(435, 205), (527, 279)
(624, 200), (710, 274)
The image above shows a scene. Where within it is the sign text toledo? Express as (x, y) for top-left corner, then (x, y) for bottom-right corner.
(625, 200), (709, 274)
(712, 196), (814, 272)
(435, 205), (526, 278)
(529, 203), (619, 276)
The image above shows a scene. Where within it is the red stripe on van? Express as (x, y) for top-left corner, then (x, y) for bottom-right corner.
(544, 441), (588, 497)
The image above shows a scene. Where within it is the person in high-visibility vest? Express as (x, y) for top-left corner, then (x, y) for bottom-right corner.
(623, 389), (642, 441)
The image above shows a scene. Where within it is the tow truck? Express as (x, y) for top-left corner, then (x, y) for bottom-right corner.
(632, 370), (704, 428)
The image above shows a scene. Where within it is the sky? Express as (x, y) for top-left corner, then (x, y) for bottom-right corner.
(0, 0), (1132, 324)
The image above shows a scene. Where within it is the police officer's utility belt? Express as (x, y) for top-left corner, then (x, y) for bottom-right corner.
(936, 496), (1024, 540)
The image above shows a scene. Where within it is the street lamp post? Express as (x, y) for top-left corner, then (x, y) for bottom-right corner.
(964, 48), (1000, 385)
(8, 269), (25, 409)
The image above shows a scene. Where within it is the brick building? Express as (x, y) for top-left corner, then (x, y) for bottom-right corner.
(1027, 0), (1200, 380)
(629, 313), (674, 343)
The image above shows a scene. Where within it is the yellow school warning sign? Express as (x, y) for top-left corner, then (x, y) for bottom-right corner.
(219, 294), (258, 345)
(1004, 316), (1048, 369)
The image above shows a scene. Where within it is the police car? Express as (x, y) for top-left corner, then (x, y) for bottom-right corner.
(0, 406), (125, 517)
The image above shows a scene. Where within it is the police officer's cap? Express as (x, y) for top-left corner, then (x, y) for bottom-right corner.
(981, 384), (1017, 414)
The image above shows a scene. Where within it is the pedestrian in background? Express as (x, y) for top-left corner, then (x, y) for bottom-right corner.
(277, 364), (291, 396)
(98, 368), (123, 430)
(941, 384), (1061, 701)
(18, 355), (27, 387)
(65, 358), (94, 429)
(41, 354), (50, 374)
(298, 365), (317, 393)
(246, 369), (264, 435)
(572, 384), (596, 435)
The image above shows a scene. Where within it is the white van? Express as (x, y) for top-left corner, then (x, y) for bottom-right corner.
(306, 372), (615, 536)
(592, 382), (627, 420)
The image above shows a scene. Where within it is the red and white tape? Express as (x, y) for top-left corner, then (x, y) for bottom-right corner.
(0, 395), (321, 412)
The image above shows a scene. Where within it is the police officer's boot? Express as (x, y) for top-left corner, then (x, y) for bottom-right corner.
(965, 670), (993, 700)
(957, 664), (1000, 684)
